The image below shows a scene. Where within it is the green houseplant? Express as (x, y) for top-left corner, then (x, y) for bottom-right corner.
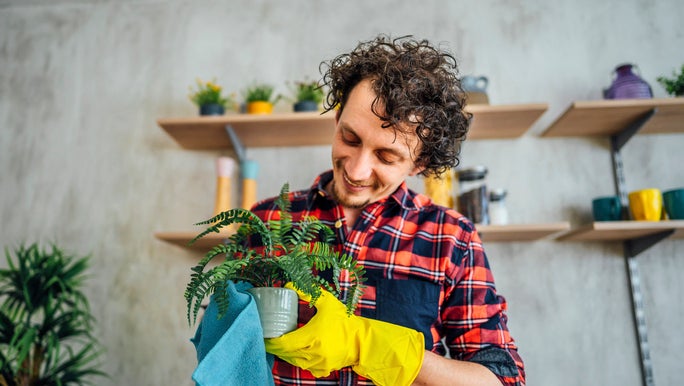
(0, 243), (106, 386)
(242, 82), (282, 114)
(189, 78), (234, 115)
(657, 64), (684, 96)
(184, 183), (365, 335)
(290, 80), (325, 112)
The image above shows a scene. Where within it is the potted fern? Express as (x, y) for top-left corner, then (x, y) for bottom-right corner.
(184, 183), (365, 337)
(0, 243), (106, 385)
(242, 82), (282, 115)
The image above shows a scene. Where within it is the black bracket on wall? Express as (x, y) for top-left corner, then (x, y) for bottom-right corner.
(610, 107), (659, 386)
(624, 229), (675, 258)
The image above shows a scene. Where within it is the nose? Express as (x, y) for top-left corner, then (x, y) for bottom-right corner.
(345, 150), (373, 183)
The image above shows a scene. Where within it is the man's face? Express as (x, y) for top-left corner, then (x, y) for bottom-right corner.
(330, 79), (424, 209)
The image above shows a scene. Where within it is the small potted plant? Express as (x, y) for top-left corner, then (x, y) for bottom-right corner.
(242, 82), (282, 114)
(289, 80), (325, 112)
(189, 78), (234, 115)
(0, 243), (107, 385)
(184, 183), (365, 337)
(657, 64), (684, 97)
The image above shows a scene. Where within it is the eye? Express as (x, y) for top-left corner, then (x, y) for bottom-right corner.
(341, 130), (360, 146)
(376, 151), (399, 165)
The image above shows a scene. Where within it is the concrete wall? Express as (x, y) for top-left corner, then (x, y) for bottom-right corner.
(1, 0), (682, 385)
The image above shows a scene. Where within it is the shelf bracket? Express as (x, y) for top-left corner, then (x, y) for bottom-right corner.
(624, 229), (675, 258)
(609, 107), (660, 386)
(622, 229), (674, 386)
(609, 108), (657, 219)
(611, 108), (657, 151)
(224, 124), (246, 163)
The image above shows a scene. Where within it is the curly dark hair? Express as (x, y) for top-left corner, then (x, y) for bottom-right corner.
(320, 35), (471, 178)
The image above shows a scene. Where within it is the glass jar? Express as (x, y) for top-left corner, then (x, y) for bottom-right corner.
(489, 188), (509, 225)
(456, 166), (488, 224)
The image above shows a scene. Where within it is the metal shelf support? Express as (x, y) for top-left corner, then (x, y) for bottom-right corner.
(612, 109), (657, 151)
(609, 107), (659, 386)
(224, 124), (246, 163)
(624, 230), (675, 258)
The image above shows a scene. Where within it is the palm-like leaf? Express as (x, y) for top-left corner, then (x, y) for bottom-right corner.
(0, 243), (106, 386)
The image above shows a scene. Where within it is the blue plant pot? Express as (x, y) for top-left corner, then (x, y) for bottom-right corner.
(200, 104), (225, 115)
(293, 100), (319, 112)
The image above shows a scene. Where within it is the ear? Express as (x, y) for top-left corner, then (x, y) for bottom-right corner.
(408, 165), (425, 177)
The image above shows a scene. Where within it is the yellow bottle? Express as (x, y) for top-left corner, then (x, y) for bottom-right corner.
(241, 160), (259, 210)
(214, 157), (236, 216)
(424, 169), (453, 208)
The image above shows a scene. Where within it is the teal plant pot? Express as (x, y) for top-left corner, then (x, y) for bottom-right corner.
(247, 287), (298, 338)
(199, 103), (225, 115)
(293, 100), (319, 112)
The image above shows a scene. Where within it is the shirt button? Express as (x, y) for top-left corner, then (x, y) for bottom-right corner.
(334, 220), (343, 228)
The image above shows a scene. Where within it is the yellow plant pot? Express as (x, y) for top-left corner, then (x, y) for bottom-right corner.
(247, 101), (274, 115)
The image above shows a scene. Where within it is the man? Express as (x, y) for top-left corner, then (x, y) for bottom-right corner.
(251, 35), (525, 386)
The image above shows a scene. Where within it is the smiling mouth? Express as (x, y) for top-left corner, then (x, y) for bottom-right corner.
(343, 173), (370, 189)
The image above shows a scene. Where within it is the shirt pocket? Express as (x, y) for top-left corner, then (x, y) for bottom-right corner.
(375, 278), (440, 350)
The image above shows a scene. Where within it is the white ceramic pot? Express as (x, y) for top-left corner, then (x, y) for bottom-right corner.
(247, 287), (298, 338)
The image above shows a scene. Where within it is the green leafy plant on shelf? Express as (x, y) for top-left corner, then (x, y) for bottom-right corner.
(188, 78), (234, 108)
(242, 82), (282, 104)
(0, 243), (106, 386)
(184, 183), (365, 325)
(289, 80), (325, 104)
(656, 64), (684, 96)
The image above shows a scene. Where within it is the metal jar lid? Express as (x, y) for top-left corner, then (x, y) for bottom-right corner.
(489, 188), (507, 201)
(456, 166), (488, 182)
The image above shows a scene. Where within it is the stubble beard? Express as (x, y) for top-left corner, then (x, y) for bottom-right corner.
(330, 158), (374, 209)
(329, 179), (370, 209)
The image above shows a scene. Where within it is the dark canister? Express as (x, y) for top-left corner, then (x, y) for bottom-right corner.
(456, 166), (489, 225)
(603, 63), (653, 99)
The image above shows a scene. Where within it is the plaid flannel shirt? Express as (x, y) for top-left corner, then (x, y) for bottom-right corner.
(250, 171), (525, 386)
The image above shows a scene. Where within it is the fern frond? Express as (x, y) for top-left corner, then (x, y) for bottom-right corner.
(191, 209), (272, 253)
(267, 218), (291, 255)
(184, 259), (250, 324)
(191, 243), (238, 273)
(278, 250), (322, 304)
(303, 242), (366, 314)
(274, 183), (292, 213)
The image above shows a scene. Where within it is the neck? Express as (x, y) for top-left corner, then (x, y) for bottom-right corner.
(343, 207), (362, 229)
(324, 179), (362, 229)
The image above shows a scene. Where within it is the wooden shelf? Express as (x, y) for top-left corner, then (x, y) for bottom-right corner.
(466, 103), (548, 139)
(541, 98), (684, 137)
(558, 220), (684, 242)
(157, 103), (548, 151)
(158, 112), (336, 150)
(155, 230), (235, 251)
(476, 222), (570, 242)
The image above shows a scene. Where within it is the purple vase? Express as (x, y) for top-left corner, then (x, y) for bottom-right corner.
(603, 63), (653, 99)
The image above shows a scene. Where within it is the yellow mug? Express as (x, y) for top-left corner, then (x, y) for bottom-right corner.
(628, 188), (663, 221)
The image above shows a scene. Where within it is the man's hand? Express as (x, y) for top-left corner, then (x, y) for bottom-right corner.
(264, 283), (425, 386)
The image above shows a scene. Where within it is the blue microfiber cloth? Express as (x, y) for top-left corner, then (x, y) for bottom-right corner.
(190, 281), (274, 386)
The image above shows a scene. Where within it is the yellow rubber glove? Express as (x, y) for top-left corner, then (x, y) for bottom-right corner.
(264, 283), (425, 386)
